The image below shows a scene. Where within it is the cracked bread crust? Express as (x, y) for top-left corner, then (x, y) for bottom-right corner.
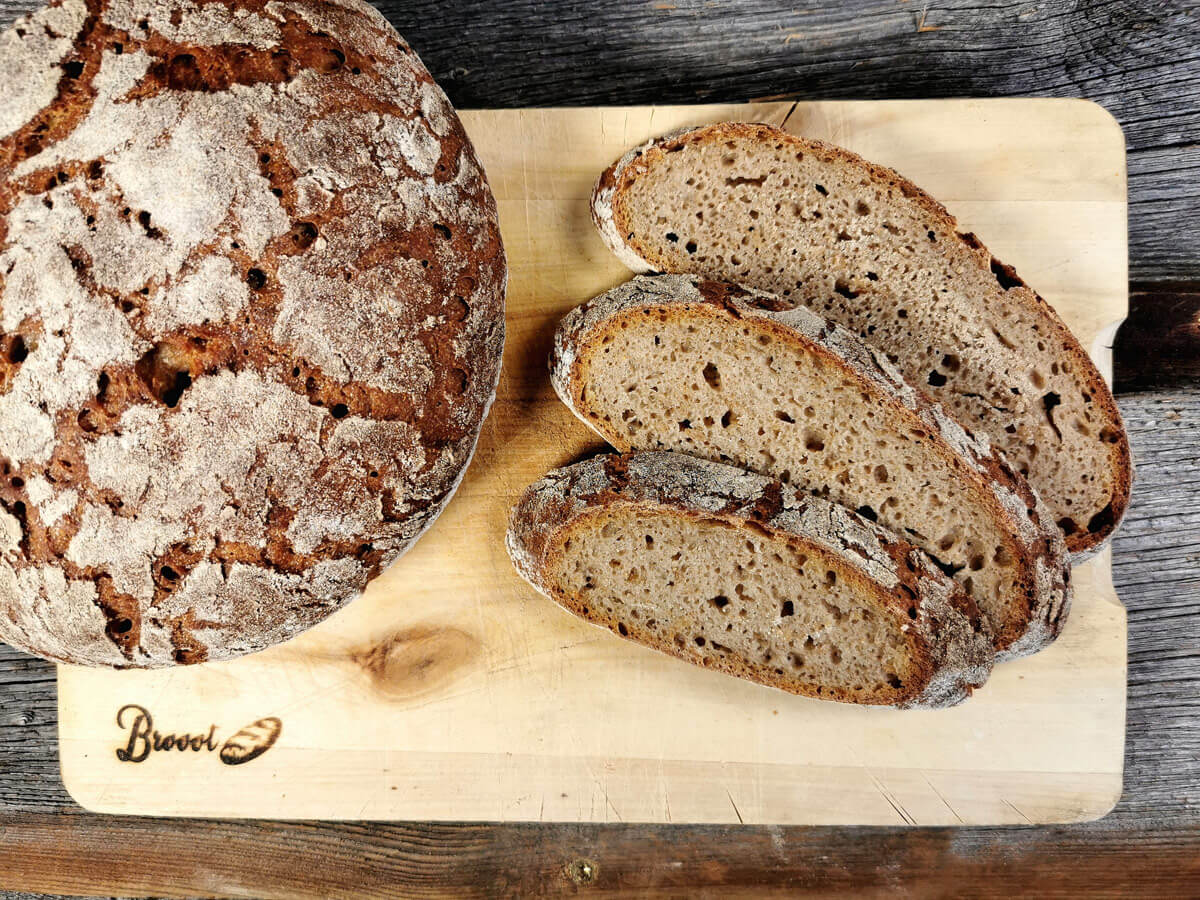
(0, 0), (506, 667)
(550, 275), (1071, 660)
(591, 122), (1131, 560)
(507, 451), (994, 709)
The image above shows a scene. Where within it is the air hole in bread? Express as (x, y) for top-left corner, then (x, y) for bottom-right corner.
(990, 257), (1024, 290)
(4, 334), (27, 365)
(161, 371), (192, 408)
(289, 221), (319, 250)
(316, 47), (346, 73)
(1042, 391), (1063, 439)
(166, 53), (207, 91)
(927, 552), (965, 579)
(1087, 502), (1115, 535)
(726, 175), (767, 188)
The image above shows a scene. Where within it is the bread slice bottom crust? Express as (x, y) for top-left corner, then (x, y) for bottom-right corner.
(507, 452), (994, 709)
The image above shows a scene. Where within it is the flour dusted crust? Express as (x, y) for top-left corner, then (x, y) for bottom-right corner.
(551, 275), (1071, 660)
(507, 452), (994, 709)
(0, 0), (506, 666)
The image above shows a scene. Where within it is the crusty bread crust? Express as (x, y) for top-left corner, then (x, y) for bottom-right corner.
(0, 0), (506, 666)
(591, 122), (1131, 560)
(507, 451), (994, 709)
(551, 275), (1072, 660)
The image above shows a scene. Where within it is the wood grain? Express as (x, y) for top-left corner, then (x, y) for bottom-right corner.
(0, 814), (1197, 898)
(0, 0), (1196, 282)
(0, 0), (1196, 894)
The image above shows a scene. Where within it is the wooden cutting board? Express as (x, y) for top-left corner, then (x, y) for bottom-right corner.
(56, 100), (1129, 825)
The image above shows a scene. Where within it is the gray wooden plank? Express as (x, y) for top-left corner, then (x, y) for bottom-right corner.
(0, 812), (1198, 897)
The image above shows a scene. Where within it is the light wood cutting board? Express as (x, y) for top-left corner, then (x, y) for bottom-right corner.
(57, 100), (1129, 825)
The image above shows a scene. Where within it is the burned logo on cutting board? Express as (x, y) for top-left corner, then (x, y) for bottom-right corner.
(114, 704), (282, 765)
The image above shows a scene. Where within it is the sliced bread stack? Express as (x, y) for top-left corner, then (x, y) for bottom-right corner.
(547, 274), (1070, 661)
(507, 123), (1123, 708)
(591, 122), (1130, 559)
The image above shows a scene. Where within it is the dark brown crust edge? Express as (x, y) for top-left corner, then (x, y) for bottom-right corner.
(506, 451), (994, 710)
(592, 121), (1132, 558)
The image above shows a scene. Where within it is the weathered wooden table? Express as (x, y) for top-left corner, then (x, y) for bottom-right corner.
(1, 1), (1197, 896)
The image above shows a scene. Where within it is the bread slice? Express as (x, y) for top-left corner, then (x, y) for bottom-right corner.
(592, 122), (1131, 559)
(507, 451), (993, 708)
(551, 274), (1071, 659)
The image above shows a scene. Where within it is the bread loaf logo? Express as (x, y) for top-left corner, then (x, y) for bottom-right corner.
(219, 717), (283, 766)
(115, 704), (281, 766)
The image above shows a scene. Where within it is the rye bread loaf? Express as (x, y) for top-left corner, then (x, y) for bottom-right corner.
(507, 451), (994, 709)
(551, 274), (1071, 659)
(0, 0), (506, 666)
(592, 122), (1131, 559)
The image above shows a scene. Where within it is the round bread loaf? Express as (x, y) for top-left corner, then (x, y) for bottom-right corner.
(0, 0), (506, 666)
